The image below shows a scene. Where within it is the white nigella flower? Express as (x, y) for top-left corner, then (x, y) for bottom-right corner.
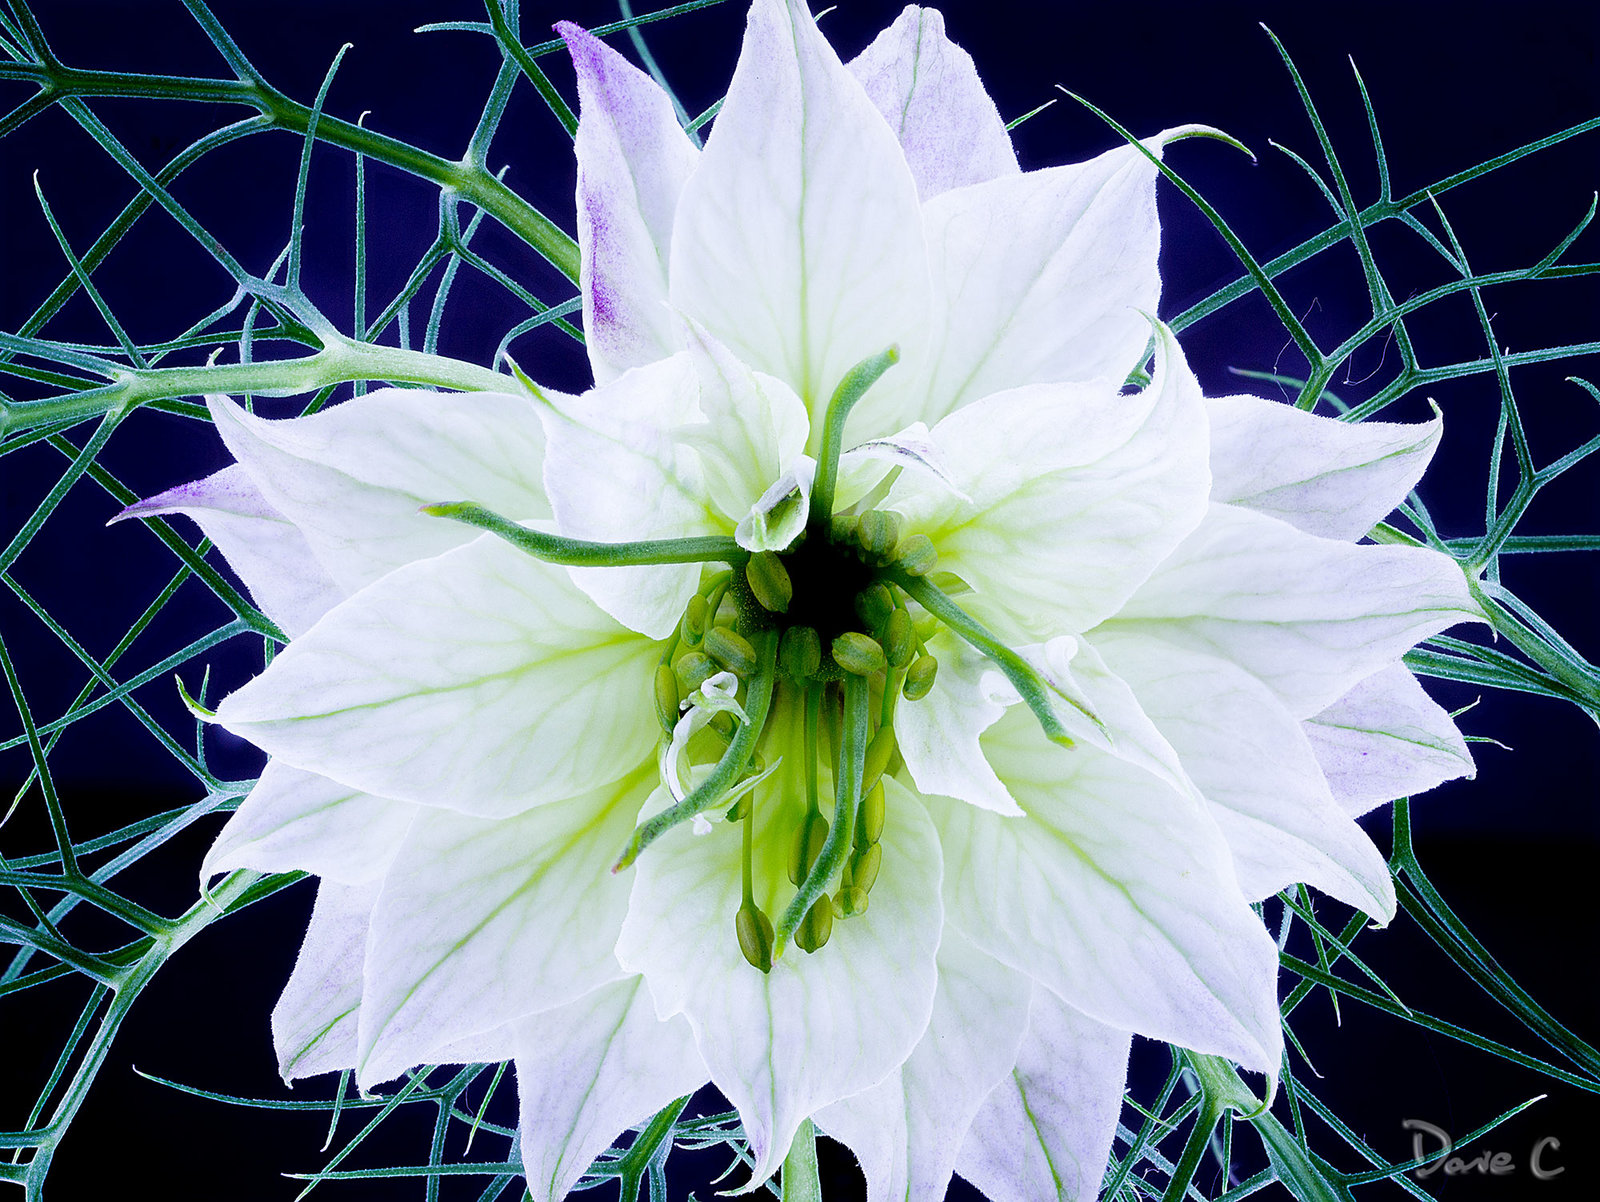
(121, 2), (1483, 1198)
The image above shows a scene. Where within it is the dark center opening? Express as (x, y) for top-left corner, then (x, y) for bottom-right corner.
(774, 531), (876, 645)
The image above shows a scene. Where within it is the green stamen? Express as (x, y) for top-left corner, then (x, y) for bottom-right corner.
(614, 629), (779, 871)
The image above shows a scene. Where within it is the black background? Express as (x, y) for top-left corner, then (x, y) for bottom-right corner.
(1, 1), (1597, 1199)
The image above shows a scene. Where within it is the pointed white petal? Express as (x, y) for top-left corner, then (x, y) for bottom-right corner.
(681, 322), (814, 551)
(669, 0), (928, 415)
(560, 22), (699, 382)
(848, 5), (1018, 199)
(1093, 630), (1396, 920)
(514, 978), (706, 1202)
(113, 465), (342, 637)
(900, 129), (1193, 427)
(1109, 502), (1482, 718)
(203, 760), (416, 886)
(356, 761), (653, 1087)
(1207, 394), (1442, 540)
(895, 628), (1023, 816)
(273, 880), (375, 1082)
(537, 356), (711, 638)
(816, 929), (1031, 1201)
(214, 535), (659, 817)
(956, 988), (1132, 1202)
(933, 705), (1283, 1072)
(208, 389), (548, 593)
(1305, 664), (1475, 816)
(888, 324), (1209, 638)
(616, 770), (943, 1187)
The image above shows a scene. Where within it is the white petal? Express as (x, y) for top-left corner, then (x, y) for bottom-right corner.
(1108, 502), (1482, 718)
(681, 322), (814, 551)
(536, 356), (711, 638)
(816, 928), (1031, 1202)
(113, 465), (342, 637)
(208, 389), (548, 593)
(1093, 630), (1396, 920)
(273, 880), (376, 1082)
(616, 768), (943, 1187)
(669, 0), (928, 416)
(560, 22), (699, 382)
(513, 978), (706, 1202)
(355, 760), (653, 1088)
(934, 705), (1283, 1072)
(888, 323), (1209, 639)
(896, 129), (1192, 428)
(848, 5), (1018, 200)
(1207, 394), (1442, 540)
(1305, 664), (1475, 816)
(203, 759), (416, 886)
(214, 535), (659, 817)
(895, 628), (1022, 816)
(956, 988), (1132, 1202)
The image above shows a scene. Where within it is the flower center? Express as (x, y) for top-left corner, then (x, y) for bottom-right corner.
(654, 513), (943, 970)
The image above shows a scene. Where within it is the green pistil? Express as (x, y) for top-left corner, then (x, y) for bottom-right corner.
(614, 628), (778, 871)
(809, 345), (901, 533)
(422, 501), (747, 568)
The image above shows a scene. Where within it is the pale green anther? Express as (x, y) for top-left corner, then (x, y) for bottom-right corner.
(849, 842), (882, 895)
(835, 886), (869, 918)
(788, 811), (830, 886)
(681, 594), (709, 646)
(794, 896), (834, 954)
(854, 583), (895, 633)
(883, 609), (915, 668)
(653, 663), (681, 733)
(674, 651), (717, 692)
(857, 780), (885, 848)
(704, 627), (758, 676)
(725, 795), (751, 822)
(736, 902), (775, 973)
(895, 533), (937, 577)
(861, 726), (896, 794)
(902, 654), (938, 701)
(779, 625), (823, 679)
(746, 551), (793, 614)
(833, 631), (887, 676)
(829, 514), (858, 544)
(856, 509), (901, 558)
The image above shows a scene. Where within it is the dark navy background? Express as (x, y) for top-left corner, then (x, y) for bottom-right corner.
(1, 1), (1596, 1198)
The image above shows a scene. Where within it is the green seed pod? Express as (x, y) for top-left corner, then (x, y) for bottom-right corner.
(736, 903), (774, 973)
(725, 795), (751, 823)
(857, 780), (886, 847)
(779, 624), (823, 679)
(680, 593), (709, 646)
(674, 650), (717, 692)
(853, 583), (895, 633)
(861, 726), (896, 794)
(849, 842), (883, 895)
(832, 631), (887, 676)
(902, 654), (938, 700)
(883, 608), (915, 668)
(653, 663), (680, 733)
(745, 551), (793, 615)
(794, 896), (834, 954)
(856, 509), (902, 558)
(704, 626), (758, 676)
(788, 811), (830, 886)
(835, 885), (869, 918)
(895, 533), (937, 577)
